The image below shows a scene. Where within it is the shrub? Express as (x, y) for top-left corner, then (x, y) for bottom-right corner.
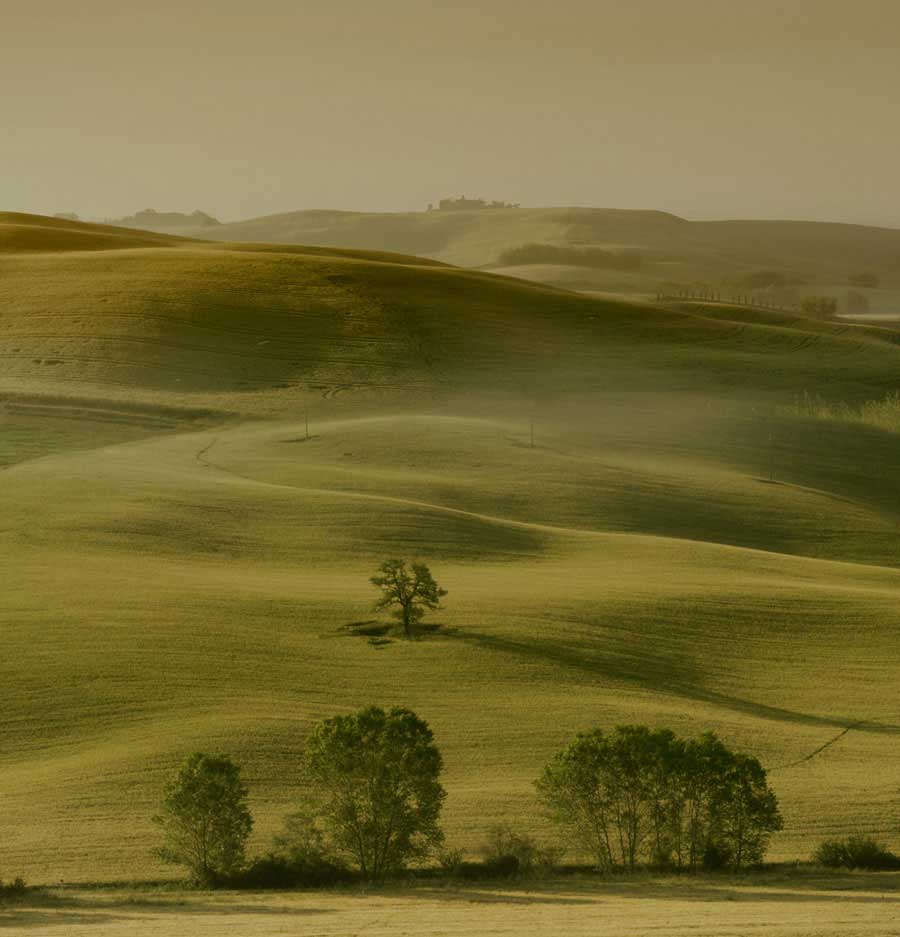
(814, 835), (900, 870)
(450, 854), (522, 880)
(480, 825), (540, 874)
(0, 878), (27, 902)
(437, 847), (465, 876)
(476, 825), (562, 878)
(226, 853), (352, 889)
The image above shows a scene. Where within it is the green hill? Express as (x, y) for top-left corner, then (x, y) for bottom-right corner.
(0, 212), (191, 253)
(4, 213), (900, 416)
(165, 207), (900, 305)
(2, 213), (900, 882)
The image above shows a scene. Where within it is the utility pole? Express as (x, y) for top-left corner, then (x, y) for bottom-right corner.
(305, 408), (309, 440)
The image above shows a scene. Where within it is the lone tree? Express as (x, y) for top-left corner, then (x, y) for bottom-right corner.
(370, 559), (447, 639)
(301, 705), (446, 881)
(154, 753), (253, 886)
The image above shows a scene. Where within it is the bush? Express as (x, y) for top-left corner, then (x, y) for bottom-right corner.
(480, 825), (540, 874)
(702, 842), (733, 871)
(437, 847), (465, 876)
(814, 835), (900, 870)
(454, 854), (522, 880)
(0, 878), (27, 903)
(226, 853), (352, 889)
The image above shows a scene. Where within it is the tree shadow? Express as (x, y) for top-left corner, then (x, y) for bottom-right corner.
(331, 619), (458, 647)
(438, 629), (900, 735)
(381, 874), (900, 907)
(0, 892), (337, 931)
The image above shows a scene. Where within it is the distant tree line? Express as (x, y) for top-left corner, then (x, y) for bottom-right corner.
(429, 197), (520, 211)
(153, 709), (783, 887)
(497, 243), (644, 270)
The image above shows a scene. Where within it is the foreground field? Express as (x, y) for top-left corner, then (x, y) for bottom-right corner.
(3, 872), (900, 936)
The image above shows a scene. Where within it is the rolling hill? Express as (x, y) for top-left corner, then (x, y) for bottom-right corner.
(1, 212), (900, 883)
(151, 207), (900, 307)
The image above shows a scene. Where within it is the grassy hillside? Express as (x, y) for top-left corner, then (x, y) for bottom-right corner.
(2, 213), (900, 883)
(4, 214), (900, 416)
(0, 212), (190, 253)
(165, 207), (900, 304)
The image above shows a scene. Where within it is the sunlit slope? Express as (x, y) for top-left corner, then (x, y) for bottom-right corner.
(2, 413), (900, 881)
(0, 212), (190, 253)
(4, 223), (900, 414)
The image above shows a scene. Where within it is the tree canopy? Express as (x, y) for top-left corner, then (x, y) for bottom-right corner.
(301, 705), (446, 881)
(536, 726), (782, 871)
(370, 559), (447, 638)
(153, 752), (253, 885)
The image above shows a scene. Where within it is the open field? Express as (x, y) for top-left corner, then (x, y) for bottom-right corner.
(1, 214), (900, 892)
(3, 872), (900, 936)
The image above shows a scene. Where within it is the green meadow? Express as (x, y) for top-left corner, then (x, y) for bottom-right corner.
(1, 212), (899, 889)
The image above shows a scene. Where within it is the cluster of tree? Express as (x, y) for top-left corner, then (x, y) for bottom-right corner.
(497, 243), (643, 270)
(154, 712), (781, 887)
(155, 706), (445, 886)
(106, 209), (222, 229)
(800, 296), (838, 319)
(536, 726), (783, 872)
(429, 197), (520, 211)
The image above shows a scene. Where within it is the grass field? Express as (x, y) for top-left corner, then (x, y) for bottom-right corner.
(3, 872), (900, 936)
(1, 214), (899, 895)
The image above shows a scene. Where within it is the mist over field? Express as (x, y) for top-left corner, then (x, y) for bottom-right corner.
(2, 3), (900, 934)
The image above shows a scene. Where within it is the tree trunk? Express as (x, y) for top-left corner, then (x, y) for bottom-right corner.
(401, 602), (412, 638)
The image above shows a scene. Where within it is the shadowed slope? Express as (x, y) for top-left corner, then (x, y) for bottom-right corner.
(3, 215), (900, 415)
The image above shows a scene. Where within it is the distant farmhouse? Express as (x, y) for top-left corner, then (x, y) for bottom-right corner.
(428, 196), (520, 212)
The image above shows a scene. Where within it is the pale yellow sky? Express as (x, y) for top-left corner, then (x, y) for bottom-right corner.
(3, 1), (899, 225)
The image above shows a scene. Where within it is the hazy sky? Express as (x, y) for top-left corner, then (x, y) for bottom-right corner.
(4, 1), (899, 226)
